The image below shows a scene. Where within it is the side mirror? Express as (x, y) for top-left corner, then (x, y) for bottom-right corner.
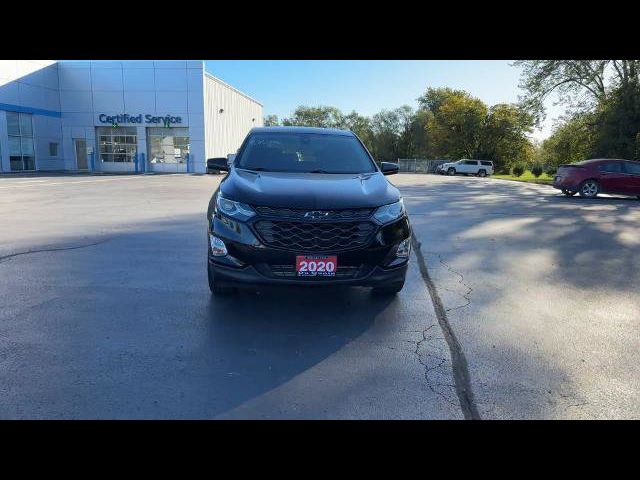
(227, 153), (236, 167)
(207, 158), (229, 174)
(380, 162), (399, 176)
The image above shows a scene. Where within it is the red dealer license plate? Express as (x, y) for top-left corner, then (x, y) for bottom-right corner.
(295, 255), (337, 277)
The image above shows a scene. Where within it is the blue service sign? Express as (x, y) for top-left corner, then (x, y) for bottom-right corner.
(98, 114), (183, 127)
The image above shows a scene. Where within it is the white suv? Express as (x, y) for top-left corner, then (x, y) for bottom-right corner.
(438, 159), (493, 177)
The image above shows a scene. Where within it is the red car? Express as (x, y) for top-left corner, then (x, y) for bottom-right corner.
(553, 159), (640, 199)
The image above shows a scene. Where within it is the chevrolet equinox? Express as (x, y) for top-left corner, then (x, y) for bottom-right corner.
(206, 127), (411, 295)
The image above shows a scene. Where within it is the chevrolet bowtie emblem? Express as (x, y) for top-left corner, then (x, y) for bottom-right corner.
(304, 211), (329, 220)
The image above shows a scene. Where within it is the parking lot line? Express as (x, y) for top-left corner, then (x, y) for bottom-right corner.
(0, 175), (164, 189)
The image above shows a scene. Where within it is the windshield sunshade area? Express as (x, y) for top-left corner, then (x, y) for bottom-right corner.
(236, 133), (376, 174)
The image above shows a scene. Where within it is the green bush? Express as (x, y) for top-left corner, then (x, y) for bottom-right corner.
(545, 165), (557, 176)
(512, 164), (525, 177)
(531, 163), (544, 178)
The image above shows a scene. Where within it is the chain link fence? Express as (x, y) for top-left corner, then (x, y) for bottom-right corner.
(397, 159), (447, 173)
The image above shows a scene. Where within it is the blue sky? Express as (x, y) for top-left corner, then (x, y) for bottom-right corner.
(205, 60), (564, 141)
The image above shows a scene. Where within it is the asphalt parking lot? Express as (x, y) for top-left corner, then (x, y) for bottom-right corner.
(1, 173), (638, 419)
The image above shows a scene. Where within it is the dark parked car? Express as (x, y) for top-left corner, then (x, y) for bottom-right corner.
(205, 127), (411, 295)
(553, 159), (640, 198)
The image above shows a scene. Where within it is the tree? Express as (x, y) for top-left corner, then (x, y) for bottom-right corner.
(515, 60), (639, 113)
(417, 87), (471, 113)
(512, 163), (525, 177)
(369, 109), (402, 161)
(531, 163), (544, 178)
(273, 86), (537, 169)
(406, 109), (433, 158)
(341, 110), (374, 150)
(514, 60), (611, 120)
(395, 105), (414, 156)
(263, 114), (279, 126)
(417, 88), (535, 171)
(282, 106), (344, 128)
(593, 84), (640, 159)
(426, 91), (488, 159)
(537, 113), (596, 168)
(515, 60), (640, 160)
(478, 103), (535, 172)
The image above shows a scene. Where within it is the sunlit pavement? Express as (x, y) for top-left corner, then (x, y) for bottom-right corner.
(0, 173), (638, 419)
(396, 174), (640, 419)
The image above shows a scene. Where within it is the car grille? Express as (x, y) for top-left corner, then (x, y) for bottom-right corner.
(269, 264), (361, 279)
(254, 220), (376, 251)
(253, 206), (374, 221)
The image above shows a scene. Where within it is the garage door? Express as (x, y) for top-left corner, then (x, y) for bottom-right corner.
(147, 127), (190, 173)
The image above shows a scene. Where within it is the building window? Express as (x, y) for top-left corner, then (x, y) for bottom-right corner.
(7, 112), (35, 171)
(49, 143), (59, 157)
(147, 127), (190, 164)
(97, 126), (137, 163)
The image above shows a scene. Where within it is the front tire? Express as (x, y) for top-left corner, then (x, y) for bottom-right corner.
(208, 262), (235, 295)
(447, 168), (456, 176)
(579, 180), (600, 198)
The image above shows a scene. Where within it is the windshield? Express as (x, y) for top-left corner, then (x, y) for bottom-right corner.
(236, 132), (376, 174)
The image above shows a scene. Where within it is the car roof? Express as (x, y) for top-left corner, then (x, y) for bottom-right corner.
(578, 158), (632, 164)
(249, 126), (354, 136)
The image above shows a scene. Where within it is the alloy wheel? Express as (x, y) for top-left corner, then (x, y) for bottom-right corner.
(580, 181), (599, 198)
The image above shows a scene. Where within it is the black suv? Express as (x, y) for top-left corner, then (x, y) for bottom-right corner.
(206, 127), (411, 295)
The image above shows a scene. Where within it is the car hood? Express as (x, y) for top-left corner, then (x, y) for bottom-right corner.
(220, 169), (400, 209)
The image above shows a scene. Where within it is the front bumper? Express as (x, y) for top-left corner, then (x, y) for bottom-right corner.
(209, 258), (408, 287)
(207, 211), (411, 287)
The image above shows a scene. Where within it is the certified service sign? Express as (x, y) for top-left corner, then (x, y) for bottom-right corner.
(98, 114), (183, 127)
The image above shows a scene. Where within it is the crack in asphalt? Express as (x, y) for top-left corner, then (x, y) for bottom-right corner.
(0, 239), (110, 264)
(424, 252), (473, 313)
(413, 323), (461, 409)
(411, 233), (481, 420)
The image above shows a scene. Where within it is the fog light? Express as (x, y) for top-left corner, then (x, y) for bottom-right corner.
(396, 238), (410, 258)
(209, 234), (228, 256)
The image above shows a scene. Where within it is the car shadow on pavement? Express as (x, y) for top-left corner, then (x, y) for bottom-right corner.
(202, 286), (396, 418)
(400, 178), (640, 291)
(0, 216), (397, 419)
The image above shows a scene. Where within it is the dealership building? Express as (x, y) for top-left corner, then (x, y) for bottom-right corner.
(0, 60), (263, 174)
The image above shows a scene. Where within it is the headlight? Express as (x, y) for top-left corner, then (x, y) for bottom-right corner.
(373, 198), (405, 224)
(215, 192), (255, 221)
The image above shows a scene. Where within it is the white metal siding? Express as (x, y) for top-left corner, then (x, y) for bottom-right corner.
(204, 73), (263, 160)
